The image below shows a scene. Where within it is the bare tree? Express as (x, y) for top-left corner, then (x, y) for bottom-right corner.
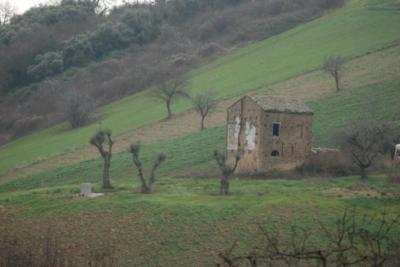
(334, 122), (393, 179)
(61, 90), (94, 129)
(191, 90), (217, 130)
(129, 143), (166, 193)
(323, 55), (345, 92)
(152, 77), (189, 119)
(217, 210), (400, 267)
(0, 1), (16, 25)
(214, 150), (240, 195)
(90, 129), (114, 189)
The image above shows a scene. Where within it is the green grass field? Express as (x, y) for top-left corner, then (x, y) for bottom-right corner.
(0, 0), (399, 174)
(1, 174), (399, 266)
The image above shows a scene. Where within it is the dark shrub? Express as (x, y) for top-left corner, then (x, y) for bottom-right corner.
(197, 43), (224, 58)
(63, 34), (94, 67)
(12, 115), (43, 137)
(387, 162), (400, 183)
(90, 22), (132, 58)
(296, 149), (356, 177)
(121, 8), (160, 44)
(27, 52), (64, 81)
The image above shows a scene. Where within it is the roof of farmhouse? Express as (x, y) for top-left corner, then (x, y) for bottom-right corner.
(249, 95), (314, 115)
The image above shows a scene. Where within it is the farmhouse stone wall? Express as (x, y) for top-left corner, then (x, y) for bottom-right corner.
(227, 96), (263, 174)
(226, 96), (313, 174)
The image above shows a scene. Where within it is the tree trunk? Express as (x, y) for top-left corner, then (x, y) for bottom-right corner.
(220, 175), (229, 195)
(334, 74), (340, 92)
(141, 184), (151, 194)
(102, 157), (113, 189)
(166, 100), (172, 119)
(200, 115), (205, 130)
(360, 167), (368, 180)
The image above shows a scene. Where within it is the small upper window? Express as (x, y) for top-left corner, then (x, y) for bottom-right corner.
(271, 150), (280, 157)
(272, 123), (280, 137)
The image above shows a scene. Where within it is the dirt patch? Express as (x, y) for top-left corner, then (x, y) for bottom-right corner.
(323, 187), (390, 198)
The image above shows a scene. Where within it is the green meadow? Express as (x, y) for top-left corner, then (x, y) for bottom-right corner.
(1, 174), (399, 266)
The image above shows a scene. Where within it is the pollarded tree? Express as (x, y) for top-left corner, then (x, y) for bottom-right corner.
(129, 143), (167, 193)
(191, 90), (217, 130)
(323, 55), (345, 92)
(152, 77), (189, 119)
(214, 150), (240, 195)
(90, 129), (114, 189)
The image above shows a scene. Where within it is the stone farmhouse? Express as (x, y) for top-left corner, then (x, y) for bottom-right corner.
(226, 95), (313, 174)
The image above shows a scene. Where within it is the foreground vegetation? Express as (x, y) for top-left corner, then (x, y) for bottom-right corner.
(1, 175), (399, 266)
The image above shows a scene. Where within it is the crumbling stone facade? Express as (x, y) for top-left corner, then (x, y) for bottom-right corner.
(226, 96), (313, 174)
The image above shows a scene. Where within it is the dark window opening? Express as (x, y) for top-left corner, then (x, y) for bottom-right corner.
(272, 123), (280, 137)
(271, 150), (280, 157)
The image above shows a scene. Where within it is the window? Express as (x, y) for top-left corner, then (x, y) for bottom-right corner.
(271, 150), (280, 157)
(272, 123), (280, 137)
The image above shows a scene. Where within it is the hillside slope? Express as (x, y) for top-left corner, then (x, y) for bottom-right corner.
(1, 43), (399, 184)
(0, 0), (399, 175)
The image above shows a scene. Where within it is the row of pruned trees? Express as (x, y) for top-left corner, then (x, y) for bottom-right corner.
(89, 129), (166, 193)
(89, 128), (240, 195)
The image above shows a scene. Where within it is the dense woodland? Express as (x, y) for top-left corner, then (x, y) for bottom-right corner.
(0, 0), (343, 144)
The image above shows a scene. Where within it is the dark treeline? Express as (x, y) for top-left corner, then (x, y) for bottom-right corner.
(0, 0), (344, 144)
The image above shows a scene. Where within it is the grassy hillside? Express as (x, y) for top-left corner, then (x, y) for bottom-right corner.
(0, 0), (399, 175)
(2, 76), (400, 192)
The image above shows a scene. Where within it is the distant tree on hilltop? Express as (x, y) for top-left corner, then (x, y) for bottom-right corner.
(323, 55), (345, 92)
(152, 75), (190, 119)
(191, 90), (217, 130)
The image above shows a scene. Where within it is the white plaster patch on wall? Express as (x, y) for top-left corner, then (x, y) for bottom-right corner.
(227, 116), (241, 150)
(245, 121), (256, 151)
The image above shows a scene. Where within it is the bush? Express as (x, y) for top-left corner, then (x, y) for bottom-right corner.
(62, 34), (94, 67)
(89, 22), (131, 58)
(197, 42), (224, 57)
(121, 8), (160, 44)
(387, 162), (400, 183)
(61, 90), (94, 129)
(296, 148), (355, 177)
(12, 115), (44, 138)
(27, 52), (64, 81)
